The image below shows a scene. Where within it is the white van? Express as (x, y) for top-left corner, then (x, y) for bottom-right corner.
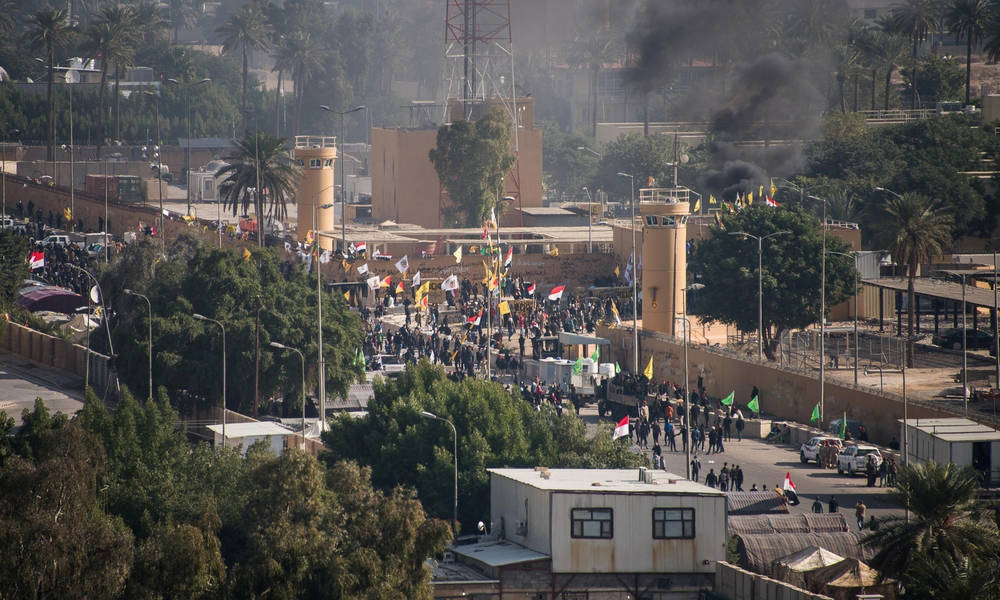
(42, 234), (71, 247)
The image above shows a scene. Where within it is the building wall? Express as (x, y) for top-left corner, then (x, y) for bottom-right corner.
(292, 137), (337, 249)
(489, 472), (553, 555)
(715, 561), (832, 600)
(641, 201), (689, 337)
(549, 491), (726, 574)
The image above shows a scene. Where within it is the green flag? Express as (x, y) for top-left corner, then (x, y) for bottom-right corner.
(615, 362), (621, 374)
(747, 395), (760, 414)
(355, 348), (365, 367)
(839, 411), (847, 440)
(590, 347), (600, 362)
(573, 357), (583, 375)
(721, 391), (734, 406)
(810, 403), (820, 423)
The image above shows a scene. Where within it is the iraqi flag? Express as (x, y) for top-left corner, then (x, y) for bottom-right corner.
(765, 196), (781, 207)
(27, 251), (45, 270)
(548, 285), (565, 301)
(782, 472), (800, 505)
(467, 310), (483, 326)
(504, 246), (513, 270)
(526, 282), (536, 296)
(613, 415), (630, 440)
(355, 241), (367, 253)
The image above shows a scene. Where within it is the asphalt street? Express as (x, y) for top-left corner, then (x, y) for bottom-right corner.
(0, 350), (84, 426)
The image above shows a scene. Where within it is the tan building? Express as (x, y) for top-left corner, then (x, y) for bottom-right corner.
(370, 98), (542, 229)
(292, 135), (337, 250)
(640, 188), (691, 338)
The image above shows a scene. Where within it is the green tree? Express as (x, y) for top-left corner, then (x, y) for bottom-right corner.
(166, 0), (197, 43)
(0, 230), (28, 311)
(862, 461), (999, 588)
(429, 108), (516, 227)
(593, 133), (679, 202)
(875, 192), (951, 366)
(84, 7), (136, 159)
(901, 54), (965, 105)
(690, 205), (856, 360)
(217, 4), (270, 136)
(322, 361), (644, 530)
(217, 132), (302, 225)
(945, 0), (990, 106)
(539, 120), (598, 201)
(0, 0), (17, 36)
(567, 31), (620, 138)
(891, 0), (942, 109)
(26, 7), (72, 162)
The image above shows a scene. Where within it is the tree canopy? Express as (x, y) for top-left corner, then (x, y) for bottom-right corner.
(429, 108), (516, 227)
(322, 361), (646, 532)
(689, 204), (856, 359)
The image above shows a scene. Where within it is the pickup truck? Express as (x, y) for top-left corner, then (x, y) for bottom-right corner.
(837, 444), (882, 476)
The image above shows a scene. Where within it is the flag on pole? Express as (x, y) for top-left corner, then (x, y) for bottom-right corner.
(412, 271), (421, 288)
(765, 196), (781, 207)
(355, 241), (367, 254)
(747, 395), (760, 414)
(747, 190), (754, 205)
(498, 300), (510, 315)
(504, 246), (513, 270)
(615, 362), (622, 374)
(395, 281), (404, 294)
(573, 357), (583, 375)
(548, 285), (565, 301)
(380, 275), (391, 288)
(453, 246), (463, 264)
(481, 226), (488, 240)
(319, 249), (331, 264)
(810, 403), (821, 423)
(759, 184), (764, 198)
(526, 282), (536, 296)
(366, 275), (380, 290)
(769, 178), (777, 198)
(357, 263), (369, 275)
(613, 415), (630, 440)
(441, 274), (460, 292)
(613, 264), (620, 278)
(467, 310), (483, 326)
(590, 347), (600, 362)
(610, 300), (622, 324)
(489, 206), (497, 230)
(693, 197), (701, 213)
(839, 411), (847, 439)
(647, 175), (655, 187)
(721, 391), (734, 406)
(27, 251), (45, 270)
(782, 472), (801, 505)
(394, 255), (409, 274)
(643, 356), (653, 379)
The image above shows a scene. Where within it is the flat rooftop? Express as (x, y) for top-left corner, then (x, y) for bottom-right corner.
(450, 539), (549, 567)
(315, 224), (614, 245)
(207, 422), (294, 438)
(488, 468), (724, 496)
(899, 418), (1000, 441)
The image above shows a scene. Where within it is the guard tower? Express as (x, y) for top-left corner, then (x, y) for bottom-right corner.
(293, 135), (337, 250)
(639, 187), (691, 337)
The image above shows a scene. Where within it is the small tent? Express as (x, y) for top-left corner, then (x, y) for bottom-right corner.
(771, 545), (845, 589)
(805, 557), (898, 600)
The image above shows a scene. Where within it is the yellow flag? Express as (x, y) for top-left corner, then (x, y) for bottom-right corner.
(769, 178), (777, 198)
(709, 194), (717, 207)
(643, 356), (654, 380)
(693, 197), (701, 213)
(415, 281), (430, 305)
(499, 300), (510, 315)
(548, 246), (559, 257)
(759, 185), (764, 198)
(747, 190), (754, 205)
(242, 248), (252, 262)
(343, 291), (350, 301)
(482, 260), (492, 284)
(63, 207), (72, 222)
(342, 259), (349, 271)
(450, 350), (460, 363)
(614, 264), (620, 278)
(453, 246), (463, 264)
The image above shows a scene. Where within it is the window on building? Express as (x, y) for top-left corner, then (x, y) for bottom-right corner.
(645, 215), (658, 227)
(309, 158), (322, 168)
(325, 158), (333, 167)
(571, 508), (613, 539)
(296, 159), (304, 166)
(653, 508), (695, 539)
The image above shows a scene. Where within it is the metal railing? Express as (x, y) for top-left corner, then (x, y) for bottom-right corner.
(858, 108), (935, 123)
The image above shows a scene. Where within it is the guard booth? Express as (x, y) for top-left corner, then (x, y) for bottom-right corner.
(900, 418), (1000, 487)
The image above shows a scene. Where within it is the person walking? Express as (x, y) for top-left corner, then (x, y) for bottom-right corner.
(719, 469), (729, 492)
(878, 459), (888, 487)
(855, 500), (867, 530)
(716, 424), (726, 453)
(735, 413), (744, 441)
(828, 496), (839, 513)
(705, 468), (718, 489)
(733, 464), (744, 491)
(652, 420), (661, 446)
(812, 497), (824, 513)
(690, 455), (701, 482)
(666, 421), (677, 452)
(708, 427), (718, 454)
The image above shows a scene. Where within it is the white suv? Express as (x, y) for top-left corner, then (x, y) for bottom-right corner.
(799, 436), (842, 464)
(837, 445), (882, 476)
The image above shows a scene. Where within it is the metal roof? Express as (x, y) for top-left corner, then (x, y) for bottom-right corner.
(728, 513), (848, 536)
(864, 276), (999, 309)
(725, 491), (791, 515)
(558, 332), (611, 346)
(488, 468), (724, 496)
(899, 417), (1000, 441)
(206, 422), (294, 438)
(450, 539), (549, 567)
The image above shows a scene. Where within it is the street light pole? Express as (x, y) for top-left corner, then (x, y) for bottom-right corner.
(582, 187), (593, 253)
(270, 341), (306, 448)
(167, 77), (212, 217)
(314, 200), (334, 430)
(421, 410), (458, 535)
(681, 283), (704, 480)
(124, 289), (153, 401)
(142, 91), (165, 252)
(1, 128), (18, 220)
(193, 313), (226, 446)
(728, 230), (791, 361)
(617, 172), (639, 373)
(828, 251), (860, 385)
(320, 105), (366, 250)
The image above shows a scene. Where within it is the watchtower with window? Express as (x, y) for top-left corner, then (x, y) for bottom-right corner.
(293, 135), (337, 249)
(638, 187), (691, 337)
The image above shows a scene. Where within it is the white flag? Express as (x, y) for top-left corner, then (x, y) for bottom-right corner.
(441, 274), (460, 292)
(453, 246), (463, 264)
(319, 250), (331, 264)
(412, 271), (421, 288)
(395, 255), (409, 274)
(357, 263), (369, 275)
(90, 285), (100, 304)
(366, 275), (381, 290)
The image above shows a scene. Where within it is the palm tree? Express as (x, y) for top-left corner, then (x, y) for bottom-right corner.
(217, 5), (271, 136)
(273, 31), (326, 136)
(217, 132), (302, 226)
(863, 461), (998, 584)
(132, 1), (168, 47)
(876, 192), (951, 365)
(166, 0), (196, 44)
(568, 32), (619, 138)
(84, 6), (137, 159)
(27, 7), (72, 162)
(891, 0), (942, 109)
(104, 5), (140, 145)
(0, 0), (18, 36)
(946, 0), (990, 106)
(868, 26), (909, 110)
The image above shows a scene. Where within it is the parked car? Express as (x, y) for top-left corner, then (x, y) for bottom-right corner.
(41, 234), (71, 247)
(800, 436), (842, 464)
(932, 328), (994, 351)
(826, 418), (869, 442)
(837, 445), (882, 476)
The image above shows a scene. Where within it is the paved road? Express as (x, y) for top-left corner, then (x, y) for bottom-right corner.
(0, 351), (84, 427)
(579, 406), (901, 531)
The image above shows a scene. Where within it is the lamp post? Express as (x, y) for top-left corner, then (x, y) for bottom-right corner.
(943, 270), (970, 415)
(728, 230), (791, 360)
(167, 77), (212, 216)
(617, 172), (639, 373)
(314, 200), (334, 430)
(320, 105), (366, 250)
(142, 90), (165, 252)
(827, 250), (861, 385)
(994, 251), (999, 422)
(681, 282), (704, 479)
(1, 128), (18, 220)
(193, 313), (226, 446)
(270, 341), (306, 448)
(582, 187), (594, 252)
(420, 410), (458, 535)
(124, 289), (153, 401)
